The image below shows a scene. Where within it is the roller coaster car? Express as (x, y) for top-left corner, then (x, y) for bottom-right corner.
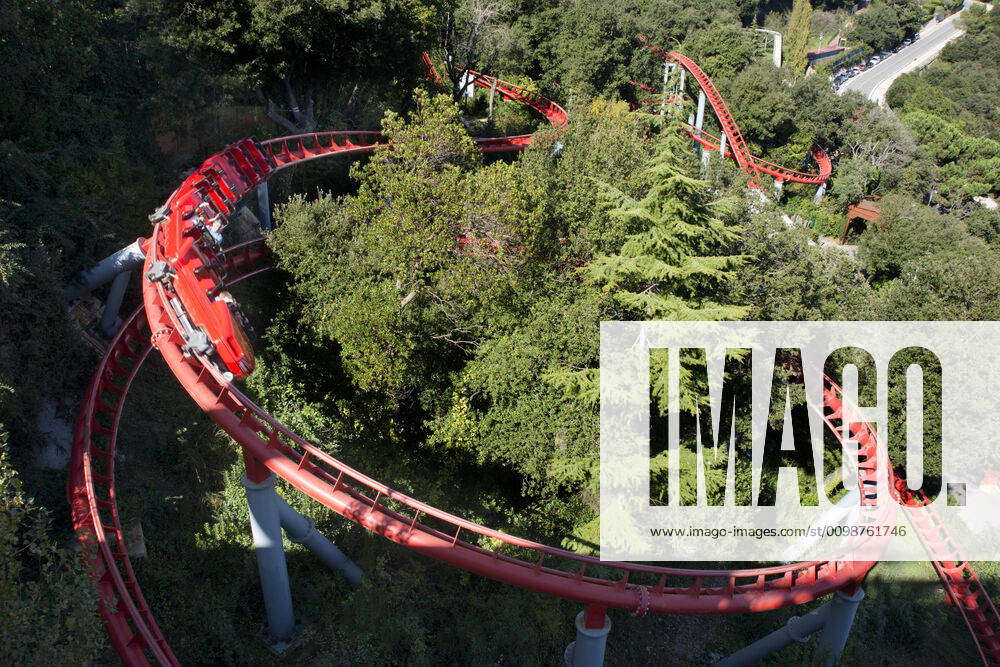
(168, 241), (257, 378)
(159, 138), (272, 379)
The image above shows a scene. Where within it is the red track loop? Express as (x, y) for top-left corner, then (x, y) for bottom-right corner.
(256, 58), (569, 173)
(69, 53), (996, 666)
(69, 239), (267, 666)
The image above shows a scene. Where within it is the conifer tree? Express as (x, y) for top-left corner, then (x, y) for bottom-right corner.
(575, 128), (750, 505)
(785, 0), (813, 74)
(584, 128), (748, 322)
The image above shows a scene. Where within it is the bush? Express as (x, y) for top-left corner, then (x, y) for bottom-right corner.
(0, 426), (103, 663)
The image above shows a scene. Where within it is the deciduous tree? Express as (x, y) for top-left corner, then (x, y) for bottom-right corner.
(849, 1), (904, 52)
(139, 0), (432, 132)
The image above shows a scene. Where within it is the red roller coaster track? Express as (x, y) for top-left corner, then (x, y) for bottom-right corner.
(69, 47), (998, 665)
(636, 37), (832, 188)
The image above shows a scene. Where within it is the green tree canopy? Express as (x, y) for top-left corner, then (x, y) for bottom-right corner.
(680, 25), (758, 86)
(785, 0), (814, 73)
(137, 0), (434, 131)
(585, 128), (748, 321)
(849, 1), (904, 52)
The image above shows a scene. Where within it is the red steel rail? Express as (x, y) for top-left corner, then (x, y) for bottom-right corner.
(69, 240), (266, 665)
(257, 62), (568, 172)
(822, 380), (1000, 663)
(683, 123), (832, 186)
(72, 235), (875, 664)
(637, 36), (832, 188)
(69, 52), (995, 666)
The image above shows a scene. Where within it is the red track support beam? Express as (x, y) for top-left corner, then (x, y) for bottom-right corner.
(583, 604), (607, 630)
(242, 449), (271, 485)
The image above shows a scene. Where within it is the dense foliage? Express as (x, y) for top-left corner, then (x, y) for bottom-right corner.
(0, 1), (164, 421)
(887, 5), (1000, 203)
(135, 0), (433, 132)
(849, 0), (928, 52)
(0, 423), (102, 661)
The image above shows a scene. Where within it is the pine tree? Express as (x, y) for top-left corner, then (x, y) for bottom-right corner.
(785, 0), (813, 74)
(576, 128), (750, 505)
(584, 128), (749, 322)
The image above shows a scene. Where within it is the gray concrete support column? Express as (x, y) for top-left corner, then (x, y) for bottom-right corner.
(695, 91), (708, 172)
(717, 603), (829, 666)
(754, 28), (783, 68)
(814, 588), (864, 665)
(564, 606), (611, 667)
(488, 76), (498, 121)
(274, 495), (364, 585)
(660, 61), (670, 116)
(65, 239), (145, 300)
(694, 91), (706, 135)
(675, 69), (686, 115)
(813, 182), (827, 204)
(257, 182), (273, 232)
(101, 271), (131, 336)
(242, 473), (296, 641)
(719, 132), (728, 157)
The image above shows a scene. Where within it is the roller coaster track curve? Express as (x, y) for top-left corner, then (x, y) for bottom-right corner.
(69, 49), (996, 665)
(637, 36), (832, 188)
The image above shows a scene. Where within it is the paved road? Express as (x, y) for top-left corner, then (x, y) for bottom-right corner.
(839, 11), (967, 104)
